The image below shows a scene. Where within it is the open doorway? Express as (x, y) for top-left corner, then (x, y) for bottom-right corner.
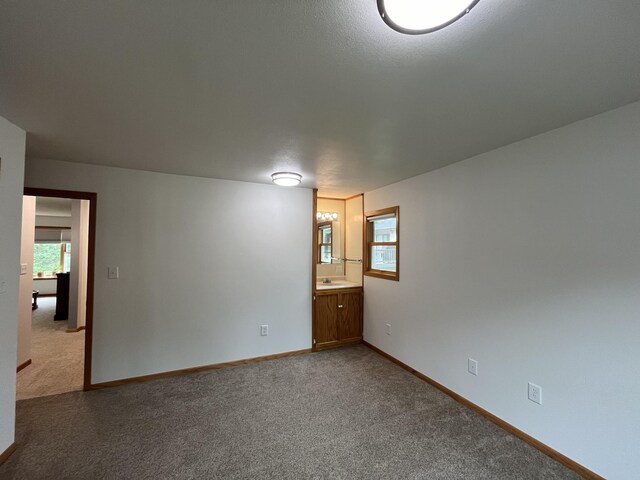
(16, 188), (96, 398)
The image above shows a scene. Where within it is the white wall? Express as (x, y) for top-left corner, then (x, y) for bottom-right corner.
(0, 116), (26, 456)
(17, 196), (35, 367)
(35, 215), (71, 228)
(363, 100), (640, 479)
(68, 199), (89, 330)
(32, 279), (57, 295)
(76, 200), (90, 329)
(24, 159), (312, 384)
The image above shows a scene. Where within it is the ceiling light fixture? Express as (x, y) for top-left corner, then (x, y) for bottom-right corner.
(271, 171), (302, 187)
(316, 212), (338, 221)
(377, 0), (480, 35)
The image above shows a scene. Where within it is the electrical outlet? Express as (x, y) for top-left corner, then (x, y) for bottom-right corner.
(385, 323), (391, 335)
(260, 325), (269, 336)
(468, 358), (478, 376)
(528, 382), (542, 405)
(107, 266), (119, 279)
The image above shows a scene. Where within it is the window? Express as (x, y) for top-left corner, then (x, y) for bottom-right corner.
(364, 206), (399, 281)
(33, 227), (71, 278)
(318, 222), (332, 264)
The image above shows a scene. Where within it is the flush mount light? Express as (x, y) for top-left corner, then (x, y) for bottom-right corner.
(271, 171), (302, 187)
(316, 212), (338, 221)
(377, 0), (480, 35)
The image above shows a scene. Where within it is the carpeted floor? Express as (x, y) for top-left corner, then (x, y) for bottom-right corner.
(2, 346), (579, 479)
(16, 296), (84, 400)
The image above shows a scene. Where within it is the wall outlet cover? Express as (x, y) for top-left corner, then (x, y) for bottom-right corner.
(528, 382), (542, 405)
(107, 266), (119, 279)
(260, 325), (269, 336)
(468, 358), (478, 376)
(385, 323), (391, 335)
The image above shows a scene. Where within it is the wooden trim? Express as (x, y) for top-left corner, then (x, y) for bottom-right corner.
(315, 286), (363, 294)
(24, 187), (97, 392)
(345, 192), (364, 201)
(317, 193), (364, 202)
(312, 189), (318, 351)
(363, 270), (399, 281)
(362, 194), (365, 287)
(34, 226), (71, 230)
(363, 205), (399, 281)
(314, 338), (361, 351)
(362, 341), (604, 480)
(32, 277), (58, 281)
(89, 348), (312, 389)
(36, 293), (56, 297)
(0, 443), (16, 466)
(16, 359), (32, 373)
(66, 326), (86, 333)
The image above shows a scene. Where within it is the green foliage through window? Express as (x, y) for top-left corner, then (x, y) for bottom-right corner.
(33, 244), (61, 275)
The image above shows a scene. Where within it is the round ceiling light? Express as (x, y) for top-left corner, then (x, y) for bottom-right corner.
(377, 0), (480, 35)
(271, 172), (302, 187)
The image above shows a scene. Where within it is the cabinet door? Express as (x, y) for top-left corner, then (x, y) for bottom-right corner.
(315, 293), (339, 347)
(338, 290), (362, 341)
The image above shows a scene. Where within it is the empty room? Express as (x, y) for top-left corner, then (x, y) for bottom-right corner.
(0, 1), (638, 479)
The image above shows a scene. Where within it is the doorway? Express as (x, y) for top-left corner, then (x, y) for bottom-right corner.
(16, 188), (96, 397)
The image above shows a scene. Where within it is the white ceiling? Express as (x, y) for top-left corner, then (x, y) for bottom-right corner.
(1, 1), (639, 197)
(35, 197), (72, 217)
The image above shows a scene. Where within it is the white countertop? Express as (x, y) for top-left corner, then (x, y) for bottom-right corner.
(316, 280), (361, 290)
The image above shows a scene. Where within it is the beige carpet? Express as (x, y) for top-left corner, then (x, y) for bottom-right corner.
(16, 296), (84, 400)
(3, 346), (579, 479)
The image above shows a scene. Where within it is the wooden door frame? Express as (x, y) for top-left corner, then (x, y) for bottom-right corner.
(311, 189), (318, 351)
(24, 187), (97, 390)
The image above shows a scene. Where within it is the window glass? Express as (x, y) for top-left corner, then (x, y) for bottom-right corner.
(365, 206), (399, 280)
(371, 245), (396, 272)
(33, 243), (61, 276)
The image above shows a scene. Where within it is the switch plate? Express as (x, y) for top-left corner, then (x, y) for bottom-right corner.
(468, 358), (478, 376)
(385, 323), (391, 335)
(528, 382), (542, 405)
(260, 325), (269, 336)
(20, 264), (28, 275)
(107, 266), (119, 279)
(0, 276), (6, 294)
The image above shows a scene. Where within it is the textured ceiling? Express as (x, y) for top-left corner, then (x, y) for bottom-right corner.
(1, 1), (639, 197)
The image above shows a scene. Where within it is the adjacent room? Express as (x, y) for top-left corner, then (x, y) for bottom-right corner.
(1, 1), (639, 479)
(15, 195), (89, 400)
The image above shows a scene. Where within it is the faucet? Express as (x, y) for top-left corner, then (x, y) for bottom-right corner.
(322, 278), (331, 284)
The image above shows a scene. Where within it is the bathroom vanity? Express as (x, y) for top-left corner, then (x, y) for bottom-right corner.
(313, 195), (364, 350)
(314, 282), (363, 350)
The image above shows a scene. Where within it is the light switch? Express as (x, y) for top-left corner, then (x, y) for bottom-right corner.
(20, 264), (28, 275)
(107, 266), (119, 279)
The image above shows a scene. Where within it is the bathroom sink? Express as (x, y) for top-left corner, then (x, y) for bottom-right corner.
(316, 280), (360, 290)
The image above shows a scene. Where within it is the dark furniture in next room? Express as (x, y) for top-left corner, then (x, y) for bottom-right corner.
(54, 272), (70, 321)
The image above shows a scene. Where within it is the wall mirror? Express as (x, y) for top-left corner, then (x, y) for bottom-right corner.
(316, 220), (344, 276)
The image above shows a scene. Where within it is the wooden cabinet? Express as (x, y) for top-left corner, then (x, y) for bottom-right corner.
(54, 272), (70, 321)
(314, 287), (363, 350)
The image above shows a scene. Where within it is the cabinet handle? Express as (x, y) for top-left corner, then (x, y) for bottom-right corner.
(338, 304), (343, 308)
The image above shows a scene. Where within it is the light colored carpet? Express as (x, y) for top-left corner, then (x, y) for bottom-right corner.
(16, 296), (84, 400)
(2, 345), (579, 479)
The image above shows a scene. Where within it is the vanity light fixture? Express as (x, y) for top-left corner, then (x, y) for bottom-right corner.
(377, 0), (480, 35)
(316, 212), (338, 221)
(271, 171), (302, 187)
